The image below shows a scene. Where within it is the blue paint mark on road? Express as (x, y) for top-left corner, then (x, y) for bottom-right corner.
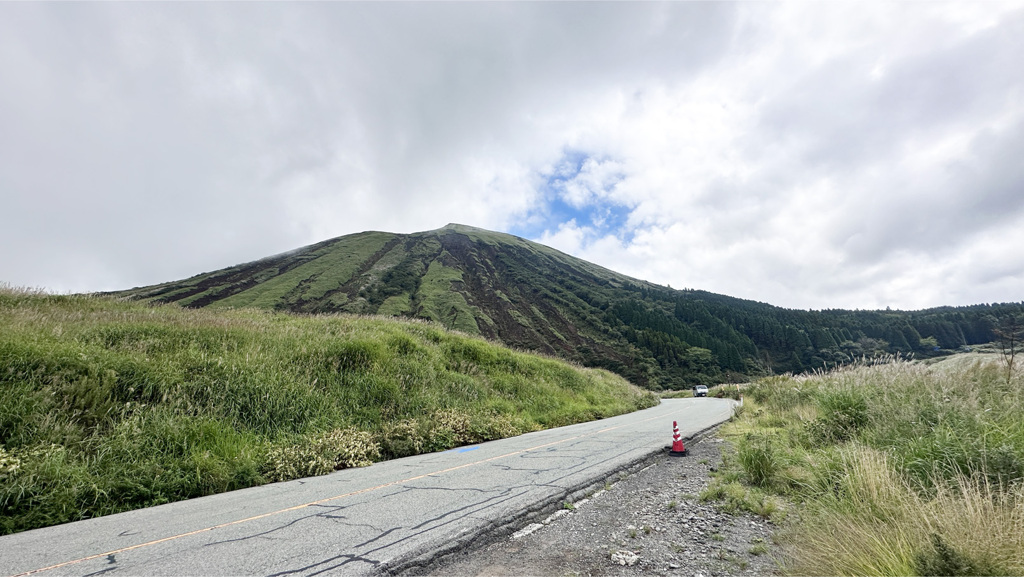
(449, 446), (479, 453)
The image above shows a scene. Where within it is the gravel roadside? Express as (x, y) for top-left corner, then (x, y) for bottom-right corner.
(426, 433), (781, 577)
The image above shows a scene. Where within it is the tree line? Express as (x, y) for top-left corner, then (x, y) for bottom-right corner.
(602, 284), (1024, 386)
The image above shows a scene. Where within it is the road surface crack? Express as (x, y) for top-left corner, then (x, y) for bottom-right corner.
(266, 553), (381, 577)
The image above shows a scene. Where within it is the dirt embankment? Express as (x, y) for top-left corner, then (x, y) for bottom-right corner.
(427, 435), (781, 577)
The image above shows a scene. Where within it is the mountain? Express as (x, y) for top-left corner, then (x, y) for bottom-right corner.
(116, 224), (1024, 388)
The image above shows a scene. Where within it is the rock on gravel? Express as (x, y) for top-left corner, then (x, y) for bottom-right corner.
(427, 434), (780, 576)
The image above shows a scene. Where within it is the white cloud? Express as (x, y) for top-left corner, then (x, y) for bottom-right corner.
(521, 2), (1024, 309)
(557, 157), (626, 209)
(1, 2), (1022, 310)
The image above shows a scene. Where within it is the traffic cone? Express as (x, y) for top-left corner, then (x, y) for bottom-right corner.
(669, 420), (688, 457)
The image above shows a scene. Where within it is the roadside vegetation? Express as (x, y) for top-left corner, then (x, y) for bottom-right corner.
(0, 288), (657, 535)
(701, 355), (1024, 576)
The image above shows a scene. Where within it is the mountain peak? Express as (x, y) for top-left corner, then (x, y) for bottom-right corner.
(117, 225), (672, 384)
(429, 223), (521, 241)
(114, 225), (1023, 389)
(437, 223), (483, 233)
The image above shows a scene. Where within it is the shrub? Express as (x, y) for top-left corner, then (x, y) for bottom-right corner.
(318, 428), (380, 468)
(806, 389), (869, 444)
(428, 409), (475, 449)
(468, 411), (522, 443)
(377, 419), (426, 459)
(263, 429), (380, 483)
(712, 386), (742, 400)
(0, 446), (21, 479)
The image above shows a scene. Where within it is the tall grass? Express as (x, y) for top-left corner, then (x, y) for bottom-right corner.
(784, 448), (1024, 576)
(703, 356), (1024, 575)
(0, 289), (657, 535)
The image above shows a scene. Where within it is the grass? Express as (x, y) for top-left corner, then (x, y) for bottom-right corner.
(214, 232), (395, 311)
(0, 288), (657, 535)
(416, 258), (481, 334)
(699, 357), (1024, 575)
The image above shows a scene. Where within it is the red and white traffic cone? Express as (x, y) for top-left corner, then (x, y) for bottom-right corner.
(669, 420), (688, 457)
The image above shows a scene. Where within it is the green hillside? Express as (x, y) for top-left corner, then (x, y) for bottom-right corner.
(117, 224), (1024, 388)
(705, 357), (1024, 575)
(0, 288), (656, 535)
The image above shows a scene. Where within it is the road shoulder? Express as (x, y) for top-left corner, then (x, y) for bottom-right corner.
(426, 434), (780, 576)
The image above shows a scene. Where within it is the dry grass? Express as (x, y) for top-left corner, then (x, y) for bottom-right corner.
(706, 356), (1023, 575)
(783, 447), (1024, 576)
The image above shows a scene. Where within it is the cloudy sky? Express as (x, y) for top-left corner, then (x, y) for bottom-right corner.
(2, 2), (1023, 311)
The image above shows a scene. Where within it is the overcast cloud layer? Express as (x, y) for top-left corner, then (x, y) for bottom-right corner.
(2, 2), (1023, 310)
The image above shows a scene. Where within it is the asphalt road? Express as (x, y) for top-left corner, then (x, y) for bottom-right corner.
(1, 398), (736, 577)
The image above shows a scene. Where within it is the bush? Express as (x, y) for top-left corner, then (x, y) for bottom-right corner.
(0, 446), (21, 479)
(262, 429), (380, 483)
(806, 389), (870, 444)
(377, 419), (425, 459)
(712, 386), (742, 400)
(377, 409), (525, 459)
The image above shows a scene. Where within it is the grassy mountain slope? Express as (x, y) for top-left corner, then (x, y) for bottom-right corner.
(0, 288), (656, 535)
(121, 224), (675, 385)
(118, 224), (1024, 388)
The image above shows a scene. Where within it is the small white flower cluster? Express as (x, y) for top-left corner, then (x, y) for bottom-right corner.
(263, 429), (380, 483)
(0, 446), (22, 478)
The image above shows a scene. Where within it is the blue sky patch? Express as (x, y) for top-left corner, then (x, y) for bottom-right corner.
(510, 151), (634, 242)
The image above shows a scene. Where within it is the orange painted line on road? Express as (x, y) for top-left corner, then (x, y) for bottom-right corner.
(11, 408), (673, 577)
